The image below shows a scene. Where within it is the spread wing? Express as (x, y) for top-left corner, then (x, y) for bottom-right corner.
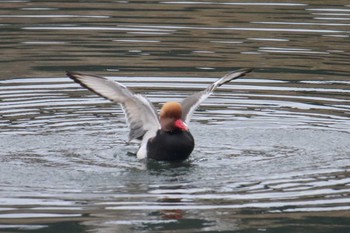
(181, 68), (253, 124)
(66, 72), (160, 141)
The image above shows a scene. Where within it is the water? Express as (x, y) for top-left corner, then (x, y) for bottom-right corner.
(1, 0), (350, 232)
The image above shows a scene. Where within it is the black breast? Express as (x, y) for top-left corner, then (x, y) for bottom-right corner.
(147, 129), (195, 161)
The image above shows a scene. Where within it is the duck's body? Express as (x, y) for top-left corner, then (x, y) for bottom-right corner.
(66, 68), (252, 161)
(147, 128), (194, 161)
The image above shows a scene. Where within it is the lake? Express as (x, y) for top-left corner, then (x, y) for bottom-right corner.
(0, 0), (350, 232)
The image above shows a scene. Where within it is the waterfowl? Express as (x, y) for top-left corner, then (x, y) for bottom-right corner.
(66, 68), (252, 161)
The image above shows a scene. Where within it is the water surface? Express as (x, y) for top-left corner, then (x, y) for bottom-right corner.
(0, 0), (350, 232)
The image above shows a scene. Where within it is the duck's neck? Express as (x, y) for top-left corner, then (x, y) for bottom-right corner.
(160, 117), (176, 132)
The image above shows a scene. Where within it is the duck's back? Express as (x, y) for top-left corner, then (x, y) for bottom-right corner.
(147, 129), (195, 161)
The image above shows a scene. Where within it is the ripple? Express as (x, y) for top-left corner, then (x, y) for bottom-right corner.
(0, 213), (81, 219)
(161, 2), (308, 6)
(117, 24), (348, 34)
(23, 26), (175, 32)
(307, 8), (350, 12)
(113, 39), (161, 43)
(0, 15), (109, 18)
(0, 74), (349, 135)
(1, 1), (350, 231)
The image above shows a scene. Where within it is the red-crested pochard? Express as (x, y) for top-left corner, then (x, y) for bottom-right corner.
(66, 68), (252, 161)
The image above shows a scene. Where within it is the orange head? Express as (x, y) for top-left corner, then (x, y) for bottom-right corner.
(160, 102), (182, 119)
(160, 102), (188, 131)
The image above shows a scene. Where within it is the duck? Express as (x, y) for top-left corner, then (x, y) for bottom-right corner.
(66, 68), (252, 161)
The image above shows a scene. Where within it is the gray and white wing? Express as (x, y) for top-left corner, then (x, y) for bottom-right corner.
(181, 68), (253, 124)
(66, 72), (160, 141)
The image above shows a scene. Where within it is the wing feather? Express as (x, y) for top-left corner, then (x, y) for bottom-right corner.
(66, 72), (160, 141)
(181, 68), (253, 124)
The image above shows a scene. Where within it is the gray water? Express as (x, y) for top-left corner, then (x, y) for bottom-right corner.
(1, 1), (350, 232)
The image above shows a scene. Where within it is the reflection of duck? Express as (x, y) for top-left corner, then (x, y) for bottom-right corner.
(66, 68), (252, 161)
(160, 209), (184, 220)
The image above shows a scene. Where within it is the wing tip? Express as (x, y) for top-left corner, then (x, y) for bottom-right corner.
(224, 68), (254, 78)
(66, 71), (83, 82)
(217, 68), (254, 86)
(66, 71), (89, 90)
(66, 71), (78, 77)
(66, 71), (73, 75)
(66, 71), (106, 81)
(242, 67), (254, 74)
(65, 71), (108, 98)
(234, 67), (254, 76)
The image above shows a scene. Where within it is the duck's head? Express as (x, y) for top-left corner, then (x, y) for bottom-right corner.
(160, 102), (188, 132)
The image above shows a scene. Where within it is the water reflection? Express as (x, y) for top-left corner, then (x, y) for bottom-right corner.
(1, 0), (350, 232)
